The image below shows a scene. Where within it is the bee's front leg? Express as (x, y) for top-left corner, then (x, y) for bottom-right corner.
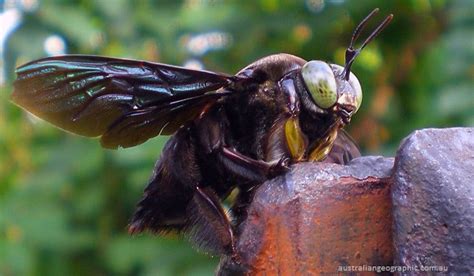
(196, 107), (290, 182)
(217, 147), (290, 181)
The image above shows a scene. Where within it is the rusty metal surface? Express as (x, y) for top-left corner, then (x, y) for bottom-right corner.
(392, 128), (474, 274)
(218, 156), (394, 275)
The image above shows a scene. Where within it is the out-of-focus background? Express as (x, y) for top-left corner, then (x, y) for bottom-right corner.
(0, 0), (472, 275)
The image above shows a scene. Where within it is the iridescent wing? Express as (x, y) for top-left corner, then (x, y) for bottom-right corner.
(12, 55), (238, 148)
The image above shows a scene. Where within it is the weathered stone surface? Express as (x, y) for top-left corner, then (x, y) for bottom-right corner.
(218, 156), (394, 275)
(392, 128), (474, 274)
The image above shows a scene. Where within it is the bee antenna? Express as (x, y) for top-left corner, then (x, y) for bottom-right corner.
(342, 8), (393, 81)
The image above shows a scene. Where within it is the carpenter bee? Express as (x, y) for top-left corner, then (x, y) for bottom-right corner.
(11, 9), (392, 255)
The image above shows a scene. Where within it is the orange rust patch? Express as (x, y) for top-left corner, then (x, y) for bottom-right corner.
(241, 177), (393, 275)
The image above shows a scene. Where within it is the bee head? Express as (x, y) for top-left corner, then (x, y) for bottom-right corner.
(299, 8), (393, 125)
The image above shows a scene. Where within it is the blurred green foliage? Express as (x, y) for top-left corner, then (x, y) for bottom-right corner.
(0, 0), (472, 275)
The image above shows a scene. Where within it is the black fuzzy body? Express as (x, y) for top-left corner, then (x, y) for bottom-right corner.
(128, 54), (353, 254)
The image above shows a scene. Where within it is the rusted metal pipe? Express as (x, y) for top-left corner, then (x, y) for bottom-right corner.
(218, 156), (394, 275)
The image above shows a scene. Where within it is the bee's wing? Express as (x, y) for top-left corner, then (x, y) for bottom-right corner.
(12, 55), (239, 149)
(326, 129), (361, 164)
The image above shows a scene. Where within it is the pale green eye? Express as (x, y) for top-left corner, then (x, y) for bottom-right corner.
(301, 60), (337, 109)
(330, 64), (363, 113)
(349, 71), (362, 112)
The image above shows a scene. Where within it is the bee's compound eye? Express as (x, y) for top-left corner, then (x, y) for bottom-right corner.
(301, 60), (337, 109)
(329, 63), (363, 113)
(348, 72), (362, 112)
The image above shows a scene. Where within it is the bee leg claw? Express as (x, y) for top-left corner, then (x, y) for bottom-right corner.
(268, 157), (291, 178)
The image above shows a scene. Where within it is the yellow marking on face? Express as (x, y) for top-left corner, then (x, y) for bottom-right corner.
(284, 117), (307, 161)
(308, 128), (339, 161)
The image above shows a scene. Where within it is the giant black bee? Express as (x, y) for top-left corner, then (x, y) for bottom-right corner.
(11, 9), (392, 255)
